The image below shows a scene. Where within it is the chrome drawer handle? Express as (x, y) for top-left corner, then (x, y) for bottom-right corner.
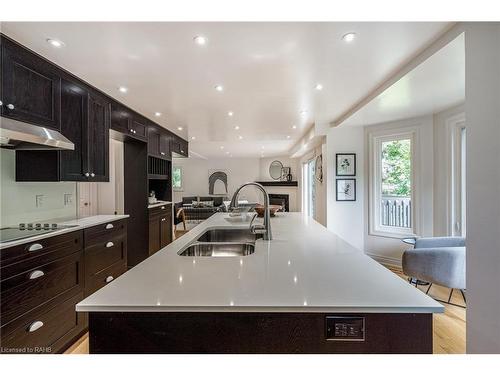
(90, 173), (95, 177)
(161, 218), (166, 222)
(161, 206), (165, 210)
(28, 321), (44, 333)
(160, 152), (165, 156)
(105, 276), (114, 283)
(106, 241), (114, 248)
(29, 270), (45, 279)
(28, 243), (43, 252)
(6, 103), (15, 110)
(105, 223), (114, 229)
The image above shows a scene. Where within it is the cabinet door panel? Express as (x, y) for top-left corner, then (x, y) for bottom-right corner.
(131, 117), (147, 140)
(159, 133), (171, 158)
(160, 212), (172, 248)
(148, 215), (160, 256)
(1, 37), (61, 129)
(88, 94), (110, 182)
(60, 79), (89, 181)
(148, 127), (160, 157)
(110, 102), (130, 134)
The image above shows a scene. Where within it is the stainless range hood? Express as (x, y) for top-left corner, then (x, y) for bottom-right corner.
(0, 117), (74, 150)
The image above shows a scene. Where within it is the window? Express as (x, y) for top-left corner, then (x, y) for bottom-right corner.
(449, 116), (466, 236)
(370, 130), (416, 237)
(172, 166), (183, 191)
(302, 159), (316, 217)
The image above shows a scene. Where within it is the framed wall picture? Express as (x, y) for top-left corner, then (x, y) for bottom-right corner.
(336, 178), (356, 201)
(336, 153), (356, 176)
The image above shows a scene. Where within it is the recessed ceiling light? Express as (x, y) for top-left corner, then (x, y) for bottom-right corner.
(193, 35), (207, 45)
(46, 38), (65, 48)
(228, 111), (234, 117)
(220, 146), (225, 150)
(238, 135), (243, 140)
(215, 85), (224, 92)
(300, 110), (308, 116)
(225, 151), (230, 155)
(315, 83), (323, 91)
(287, 135), (291, 139)
(191, 136), (196, 140)
(292, 125), (297, 129)
(261, 146), (265, 149)
(154, 112), (162, 117)
(234, 125), (240, 130)
(118, 86), (128, 93)
(177, 126), (183, 131)
(342, 32), (357, 43)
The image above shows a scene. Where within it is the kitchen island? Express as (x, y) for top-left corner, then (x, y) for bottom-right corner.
(77, 213), (443, 353)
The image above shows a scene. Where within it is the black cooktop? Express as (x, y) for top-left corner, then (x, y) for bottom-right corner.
(0, 223), (78, 244)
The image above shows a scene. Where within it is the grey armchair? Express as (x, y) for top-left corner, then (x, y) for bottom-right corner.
(402, 236), (466, 307)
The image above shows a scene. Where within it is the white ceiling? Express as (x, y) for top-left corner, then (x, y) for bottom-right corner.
(339, 33), (465, 127)
(1, 22), (450, 157)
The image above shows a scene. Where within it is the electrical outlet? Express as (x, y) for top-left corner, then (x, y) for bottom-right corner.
(64, 193), (73, 206)
(35, 195), (44, 208)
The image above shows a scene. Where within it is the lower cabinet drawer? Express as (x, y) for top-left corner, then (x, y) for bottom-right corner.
(85, 235), (126, 276)
(1, 252), (83, 325)
(85, 260), (127, 297)
(0, 292), (86, 354)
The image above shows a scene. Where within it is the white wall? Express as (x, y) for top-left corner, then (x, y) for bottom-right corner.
(173, 157), (262, 204)
(0, 149), (77, 226)
(464, 22), (500, 354)
(326, 126), (365, 250)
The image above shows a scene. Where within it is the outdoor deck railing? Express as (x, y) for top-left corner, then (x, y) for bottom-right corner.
(381, 196), (411, 228)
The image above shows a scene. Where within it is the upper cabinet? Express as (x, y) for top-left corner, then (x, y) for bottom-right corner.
(1, 36), (61, 130)
(110, 103), (147, 141)
(148, 126), (171, 159)
(171, 135), (188, 157)
(87, 92), (110, 181)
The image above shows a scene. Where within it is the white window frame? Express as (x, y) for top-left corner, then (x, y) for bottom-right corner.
(369, 128), (419, 238)
(172, 166), (183, 191)
(445, 113), (466, 236)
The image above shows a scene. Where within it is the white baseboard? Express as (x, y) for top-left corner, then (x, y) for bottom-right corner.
(365, 252), (402, 268)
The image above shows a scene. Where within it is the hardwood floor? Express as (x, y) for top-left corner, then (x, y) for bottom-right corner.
(387, 265), (466, 354)
(64, 265), (466, 354)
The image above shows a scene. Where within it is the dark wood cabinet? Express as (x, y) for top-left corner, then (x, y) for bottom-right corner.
(0, 218), (128, 354)
(110, 103), (147, 141)
(148, 204), (173, 256)
(87, 93), (110, 181)
(148, 127), (171, 159)
(171, 135), (188, 157)
(59, 79), (89, 181)
(1, 36), (61, 130)
(16, 83), (110, 182)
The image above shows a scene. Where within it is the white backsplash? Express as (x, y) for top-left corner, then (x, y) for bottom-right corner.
(0, 149), (77, 227)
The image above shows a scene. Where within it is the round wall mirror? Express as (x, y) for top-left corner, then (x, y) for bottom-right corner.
(269, 160), (283, 180)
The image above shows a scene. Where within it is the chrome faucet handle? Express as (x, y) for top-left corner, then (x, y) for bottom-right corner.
(249, 212), (258, 227)
(251, 224), (267, 235)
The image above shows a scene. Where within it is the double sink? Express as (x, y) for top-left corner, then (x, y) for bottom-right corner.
(179, 228), (261, 257)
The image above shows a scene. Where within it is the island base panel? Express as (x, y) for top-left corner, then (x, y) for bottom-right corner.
(88, 312), (432, 354)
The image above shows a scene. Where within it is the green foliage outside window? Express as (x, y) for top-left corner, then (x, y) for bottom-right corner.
(381, 139), (411, 197)
(172, 166), (182, 189)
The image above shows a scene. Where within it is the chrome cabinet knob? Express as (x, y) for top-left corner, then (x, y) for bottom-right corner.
(105, 241), (114, 248)
(29, 270), (45, 279)
(0, 100), (3, 106)
(105, 223), (114, 229)
(27, 243), (43, 252)
(90, 173), (95, 177)
(28, 321), (44, 333)
(105, 276), (114, 283)
(160, 152), (165, 156)
(161, 218), (166, 222)
(6, 103), (14, 110)
(161, 206), (165, 210)
(85, 172), (90, 177)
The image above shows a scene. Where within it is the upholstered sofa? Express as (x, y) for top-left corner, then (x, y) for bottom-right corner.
(175, 196), (226, 223)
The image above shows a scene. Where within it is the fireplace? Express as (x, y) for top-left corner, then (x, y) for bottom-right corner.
(268, 194), (289, 212)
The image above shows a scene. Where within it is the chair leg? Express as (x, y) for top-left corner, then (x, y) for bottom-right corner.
(460, 289), (466, 304)
(425, 283), (433, 295)
(447, 288), (454, 303)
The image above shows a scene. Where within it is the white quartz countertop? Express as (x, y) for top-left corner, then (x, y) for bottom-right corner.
(0, 215), (129, 249)
(76, 213), (443, 314)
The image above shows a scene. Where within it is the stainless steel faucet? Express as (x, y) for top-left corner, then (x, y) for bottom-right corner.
(230, 182), (272, 240)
